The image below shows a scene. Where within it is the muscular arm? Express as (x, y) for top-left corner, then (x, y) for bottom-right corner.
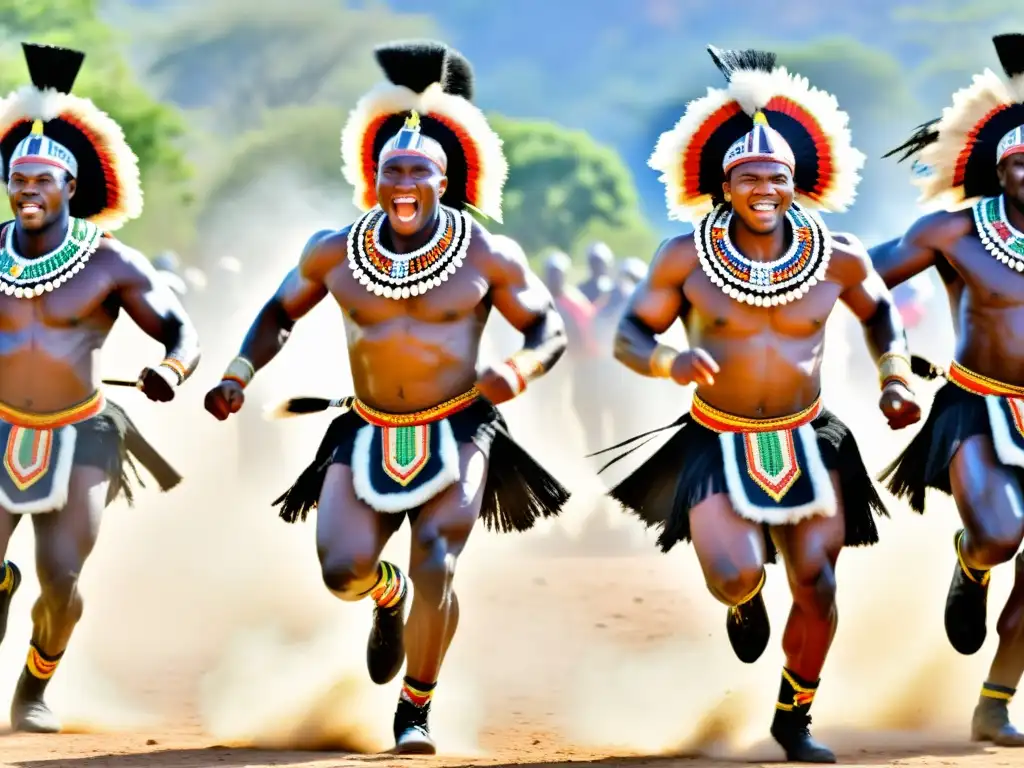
(487, 234), (567, 381)
(834, 235), (912, 383)
(613, 236), (691, 376)
(115, 242), (201, 384)
(868, 211), (952, 288)
(227, 229), (337, 383)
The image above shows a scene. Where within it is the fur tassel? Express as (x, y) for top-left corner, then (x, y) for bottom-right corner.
(374, 41), (448, 94)
(22, 44), (84, 94)
(262, 396), (351, 420)
(707, 46), (777, 82)
(994, 34), (1024, 80)
(911, 354), (944, 380)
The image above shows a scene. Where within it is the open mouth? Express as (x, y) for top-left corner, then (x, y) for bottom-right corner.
(751, 201), (779, 213)
(392, 195), (419, 224)
(18, 202), (42, 216)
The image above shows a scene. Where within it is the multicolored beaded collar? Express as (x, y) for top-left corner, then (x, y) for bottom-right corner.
(694, 202), (832, 306)
(0, 217), (101, 298)
(973, 195), (1024, 272)
(347, 204), (473, 299)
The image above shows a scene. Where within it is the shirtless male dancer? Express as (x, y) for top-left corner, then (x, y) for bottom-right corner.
(873, 32), (1024, 747)
(595, 47), (919, 762)
(203, 41), (569, 754)
(0, 43), (196, 732)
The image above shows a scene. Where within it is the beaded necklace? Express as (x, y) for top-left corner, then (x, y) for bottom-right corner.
(694, 202), (832, 306)
(0, 217), (101, 298)
(348, 205), (473, 299)
(973, 195), (1024, 272)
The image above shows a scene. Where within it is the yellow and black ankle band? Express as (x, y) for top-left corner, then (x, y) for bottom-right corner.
(982, 682), (1015, 702)
(956, 530), (991, 586)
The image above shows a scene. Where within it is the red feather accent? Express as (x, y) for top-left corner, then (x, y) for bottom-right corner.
(59, 110), (120, 212)
(765, 96), (831, 201)
(359, 113), (391, 209)
(952, 104), (1008, 188)
(426, 111), (482, 209)
(356, 110), (483, 212)
(683, 102), (742, 203)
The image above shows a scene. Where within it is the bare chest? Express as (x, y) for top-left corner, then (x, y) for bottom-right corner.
(326, 259), (490, 328)
(683, 270), (839, 338)
(950, 235), (1024, 308)
(0, 266), (116, 332)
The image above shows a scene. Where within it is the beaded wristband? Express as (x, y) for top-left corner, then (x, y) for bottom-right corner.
(158, 357), (187, 386)
(650, 344), (678, 379)
(879, 352), (912, 390)
(222, 356), (255, 389)
(499, 351), (545, 396)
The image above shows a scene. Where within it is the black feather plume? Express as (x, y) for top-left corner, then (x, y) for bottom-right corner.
(993, 33), (1024, 79)
(374, 40), (448, 95)
(882, 118), (940, 162)
(442, 46), (474, 100)
(707, 45), (777, 82)
(21, 43), (84, 94)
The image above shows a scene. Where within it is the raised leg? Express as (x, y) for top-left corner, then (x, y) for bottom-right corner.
(689, 492), (770, 663)
(768, 470), (845, 764)
(0, 509), (24, 647)
(393, 442), (488, 755)
(947, 435), (1024, 655)
(11, 467), (107, 733)
(316, 464), (406, 685)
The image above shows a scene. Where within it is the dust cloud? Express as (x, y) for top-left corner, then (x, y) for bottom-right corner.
(0, 173), (1006, 762)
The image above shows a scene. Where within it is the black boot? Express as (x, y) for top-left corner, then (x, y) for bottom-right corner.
(972, 685), (1024, 746)
(726, 575), (770, 664)
(770, 669), (835, 763)
(945, 529), (989, 656)
(367, 590), (407, 685)
(0, 561), (22, 645)
(393, 697), (435, 754)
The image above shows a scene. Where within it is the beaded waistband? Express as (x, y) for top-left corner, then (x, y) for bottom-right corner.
(352, 388), (480, 427)
(690, 394), (822, 433)
(948, 361), (1024, 397)
(0, 390), (105, 429)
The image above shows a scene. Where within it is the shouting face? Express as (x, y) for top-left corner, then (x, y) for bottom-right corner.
(376, 155), (448, 239)
(723, 161), (794, 235)
(999, 153), (1024, 217)
(7, 163), (75, 232)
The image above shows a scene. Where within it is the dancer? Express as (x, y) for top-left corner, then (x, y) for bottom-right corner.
(0, 43), (195, 732)
(597, 46), (918, 762)
(203, 41), (569, 754)
(873, 32), (1024, 747)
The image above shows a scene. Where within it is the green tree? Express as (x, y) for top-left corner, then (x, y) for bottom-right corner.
(137, 0), (437, 136)
(0, 1), (192, 252)
(489, 114), (656, 256)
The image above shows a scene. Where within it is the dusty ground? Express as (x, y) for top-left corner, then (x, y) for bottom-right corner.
(2, 539), (1023, 768)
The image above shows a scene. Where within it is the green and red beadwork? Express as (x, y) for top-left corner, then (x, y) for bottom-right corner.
(0, 217), (100, 298)
(974, 195), (1024, 272)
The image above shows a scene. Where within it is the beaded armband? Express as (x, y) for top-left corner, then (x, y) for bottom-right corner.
(504, 350), (545, 396)
(879, 352), (912, 390)
(649, 344), (678, 379)
(158, 356), (187, 386)
(222, 356), (255, 389)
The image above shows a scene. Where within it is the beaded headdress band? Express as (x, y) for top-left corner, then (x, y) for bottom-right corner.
(378, 111), (448, 173)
